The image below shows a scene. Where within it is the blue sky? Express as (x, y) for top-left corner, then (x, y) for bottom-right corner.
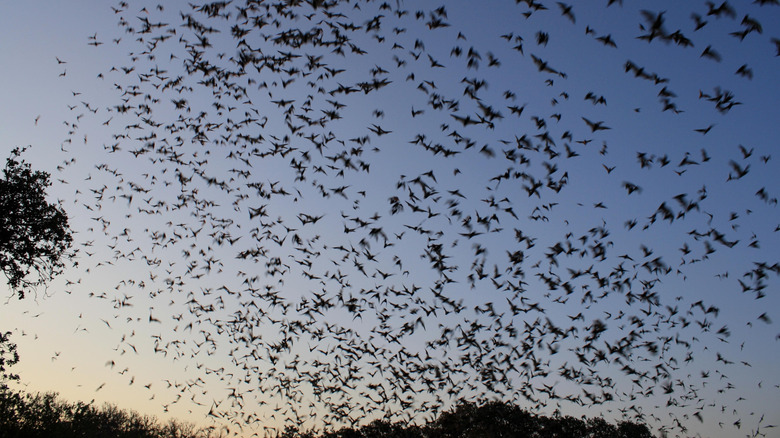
(1, 1), (779, 437)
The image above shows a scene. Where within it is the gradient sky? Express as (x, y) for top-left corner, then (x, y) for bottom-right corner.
(1, 1), (779, 437)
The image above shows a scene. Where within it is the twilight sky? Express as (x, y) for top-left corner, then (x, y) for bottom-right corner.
(1, 1), (779, 437)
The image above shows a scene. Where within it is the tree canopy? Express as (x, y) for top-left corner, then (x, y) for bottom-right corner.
(0, 147), (73, 299)
(278, 400), (654, 438)
(0, 388), (218, 438)
(0, 392), (653, 438)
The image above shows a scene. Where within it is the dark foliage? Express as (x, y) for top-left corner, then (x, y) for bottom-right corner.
(282, 400), (654, 438)
(0, 147), (74, 391)
(0, 332), (19, 391)
(0, 391), (655, 438)
(0, 389), (219, 438)
(0, 147), (73, 299)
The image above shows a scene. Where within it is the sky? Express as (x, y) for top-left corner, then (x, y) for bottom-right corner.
(1, 1), (779, 437)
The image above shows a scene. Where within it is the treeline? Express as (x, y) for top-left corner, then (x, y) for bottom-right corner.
(281, 400), (655, 438)
(0, 388), (654, 438)
(0, 389), (220, 438)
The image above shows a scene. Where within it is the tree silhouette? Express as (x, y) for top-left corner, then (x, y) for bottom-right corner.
(0, 392), (655, 437)
(278, 399), (653, 437)
(0, 146), (73, 389)
(0, 388), (219, 438)
(0, 331), (19, 391)
(0, 147), (73, 299)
